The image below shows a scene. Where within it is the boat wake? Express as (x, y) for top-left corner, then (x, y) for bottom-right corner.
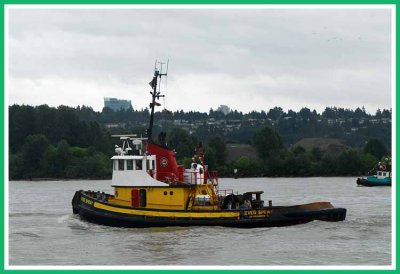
(62, 214), (92, 231)
(57, 214), (71, 224)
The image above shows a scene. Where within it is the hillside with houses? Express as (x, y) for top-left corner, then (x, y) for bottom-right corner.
(9, 104), (391, 179)
(99, 105), (391, 150)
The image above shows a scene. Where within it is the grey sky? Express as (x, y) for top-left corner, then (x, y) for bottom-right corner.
(8, 7), (392, 114)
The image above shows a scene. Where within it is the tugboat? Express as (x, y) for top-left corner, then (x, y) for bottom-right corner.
(72, 64), (347, 228)
(357, 157), (392, 187)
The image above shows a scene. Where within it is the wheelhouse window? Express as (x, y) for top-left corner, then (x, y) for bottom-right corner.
(127, 160), (133, 170)
(118, 159), (124, 170)
(136, 160), (142, 170)
(146, 159), (151, 171)
(378, 171), (382, 176)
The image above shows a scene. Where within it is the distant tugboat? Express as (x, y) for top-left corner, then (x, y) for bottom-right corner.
(357, 157), (392, 187)
(71, 63), (347, 228)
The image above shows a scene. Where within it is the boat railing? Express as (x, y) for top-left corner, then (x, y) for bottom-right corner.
(182, 170), (219, 185)
(183, 170), (204, 185)
(152, 170), (211, 185)
(85, 190), (111, 202)
(218, 189), (234, 198)
(208, 170), (219, 186)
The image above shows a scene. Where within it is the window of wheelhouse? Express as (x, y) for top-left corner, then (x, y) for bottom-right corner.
(118, 159), (124, 170)
(383, 172), (389, 177)
(146, 159), (151, 171)
(127, 160), (134, 170)
(136, 159), (143, 170)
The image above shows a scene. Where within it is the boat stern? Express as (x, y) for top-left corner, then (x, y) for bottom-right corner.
(283, 202), (347, 222)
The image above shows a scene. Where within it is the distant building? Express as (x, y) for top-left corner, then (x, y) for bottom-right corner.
(104, 122), (126, 129)
(104, 97), (132, 111)
(217, 105), (231, 115)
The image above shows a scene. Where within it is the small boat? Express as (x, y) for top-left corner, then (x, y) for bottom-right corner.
(72, 64), (346, 228)
(357, 157), (392, 187)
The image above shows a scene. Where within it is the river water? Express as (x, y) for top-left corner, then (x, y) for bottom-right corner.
(8, 177), (392, 267)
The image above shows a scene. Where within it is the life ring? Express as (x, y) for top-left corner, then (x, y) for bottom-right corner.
(381, 165), (386, 171)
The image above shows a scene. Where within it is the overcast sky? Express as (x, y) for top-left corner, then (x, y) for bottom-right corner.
(7, 6), (392, 114)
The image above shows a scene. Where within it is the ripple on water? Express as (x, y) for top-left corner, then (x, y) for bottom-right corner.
(9, 212), (61, 218)
(8, 178), (392, 266)
(13, 232), (41, 238)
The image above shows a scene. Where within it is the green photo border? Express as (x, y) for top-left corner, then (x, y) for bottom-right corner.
(1, 0), (397, 272)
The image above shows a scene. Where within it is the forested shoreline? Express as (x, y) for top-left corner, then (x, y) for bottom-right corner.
(9, 104), (391, 180)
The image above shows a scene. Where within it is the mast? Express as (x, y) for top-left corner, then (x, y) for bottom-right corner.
(147, 60), (168, 143)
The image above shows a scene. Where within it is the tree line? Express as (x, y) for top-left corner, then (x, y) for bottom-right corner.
(163, 127), (389, 178)
(9, 104), (391, 180)
(10, 104), (391, 151)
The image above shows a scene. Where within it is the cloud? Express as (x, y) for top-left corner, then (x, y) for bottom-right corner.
(8, 7), (392, 113)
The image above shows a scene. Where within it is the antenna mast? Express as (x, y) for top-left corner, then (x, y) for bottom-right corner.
(147, 60), (168, 143)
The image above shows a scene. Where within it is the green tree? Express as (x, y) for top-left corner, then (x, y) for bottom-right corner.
(179, 156), (194, 168)
(310, 147), (323, 162)
(360, 153), (378, 174)
(19, 134), (50, 178)
(9, 152), (22, 180)
(292, 146), (306, 156)
(66, 152), (110, 179)
(263, 154), (284, 176)
(267, 107), (284, 121)
(282, 147), (311, 176)
(299, 107), (312, 120)
(320, 154), (338, 175)
(54, 106), (82, 146)
(207, 136), (226, 167)
(364, 139), (388, 160)
(232, 156), (258, 177)
(166, 128), (198, 160)
(204, 147), (217, 170)
(93, 129), (113, 156)
(337, 150), (362, 175)
(35, 105), (57, 142)
(9, 105), (36, 153)
(41, 140), (73, 177)
(322, 107), (336, 119)
(253, 126), (283, 159)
